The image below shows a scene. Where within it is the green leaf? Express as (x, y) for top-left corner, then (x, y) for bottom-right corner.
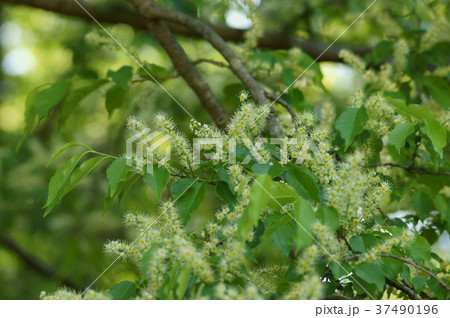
(417, 75), (450, 110)
(270, 222), (294, 259)
(107, 66), (133, 89)
(365, 40), (394, 65)
(17, 85), (44, 151)
(292, 197), (315, 253)
(329, 261), (352, 279)
(215, 181), (236, 205)
(106, 158), (132, 197)
(47, 141), (86, 167)
(43, 151), (89, 217)
(62, 157), (105, 197)
(388, 98), (436, 120)
(143, 165), (170, 199)
(266, 181), (298, 210)
(285, 165), (320, 203)
(388, 123), (415, 152)
(175, 267), (191, 299)
(138, 63), (172, 80)
(354, 263), (385, 292)
(59, 79), (109, 127)
(412, 276), (427, 292)
(36, 79), (71, 119)
(317, 206), (340, 232)
(335, 107), (368, 150)
(171, 178), (205, 226)
(237, 174), (272, 241)
(251, 161), (284, 178)
(105, 85), (127, 117)
(423, 119), (446, 158)
(110, 281), (136, 300)
(405, 236), (431, 262)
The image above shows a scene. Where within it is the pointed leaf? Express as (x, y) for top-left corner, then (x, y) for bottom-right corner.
(285, 165), (320, 203)
(107, 66), (133, 89)
(47, 141), (87, 166)
(106, 158), (132, 197)
(62, 157), (106, 196)
(172, 178), (205, 226)
(110, 281), (136, 300)
(423, 119), (446, 158)
(335, 106), (368, 150)
(105, 84), (127, 116)
(292, 197), (315, 252)
(44, 151), (89, 216)
(36, 79), (71, 119)
(388, 123), (415, 152)
(237, 174), (272, 241)
(143, 164), (170, 199)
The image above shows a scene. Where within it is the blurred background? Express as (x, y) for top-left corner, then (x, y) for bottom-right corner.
(0, 0), (448, 299)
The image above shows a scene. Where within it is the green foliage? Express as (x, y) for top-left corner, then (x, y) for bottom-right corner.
(171, 178), (205, 226)
(106, 158), (132, 197)
(335, 107), (368, 150)
(388, 123), (415, 152)
(5, 0), (450, 301)
(143, 165), (170, 199)
(110, 281), (137, 300)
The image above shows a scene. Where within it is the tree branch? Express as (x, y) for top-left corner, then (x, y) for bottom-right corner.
(129, 0), (282, 137)
(366, 163), (450, 176)
(0, 234), (78, 290)
(265, 91), (296, 120)
(385, 278), (420, 300)
(5, 0), (370, 62)
(344, 253), (450, 292)
(144, 19), (229, 128)
(380, 254), (450, 292)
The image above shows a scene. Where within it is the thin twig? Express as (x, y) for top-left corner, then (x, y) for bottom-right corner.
(193, 58), (229, 69)
(6, 0), (370, 62)
(130, 0), (282, 137)
(344, 253), (450, 292)
(380, 254), (450, 292)
(264, 91), (297, 120)
(337, 230), (357, 254)
(366, 163), (450, 176)
(144, 19), (229, 128)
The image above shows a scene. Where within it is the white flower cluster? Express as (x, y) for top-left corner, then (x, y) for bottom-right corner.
(357, 229), (415, 264)
(349, 91), (407, 138)
(285, 274), (323, 300)
(40, 288), (109, 300)
(394, 39), (409, 73)
(338, 49), (365, 73)
(249, 264), (288, 296)
(421, 16), (450, 51)
(325, 151), (392, 236)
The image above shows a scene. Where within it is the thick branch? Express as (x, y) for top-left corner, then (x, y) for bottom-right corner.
(0, 234), (78, 290)
(385, 278), (420, 300)
(6, 0), (369, 62)
(145, 19), (228, 128)
(130, 0), (282, 137)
